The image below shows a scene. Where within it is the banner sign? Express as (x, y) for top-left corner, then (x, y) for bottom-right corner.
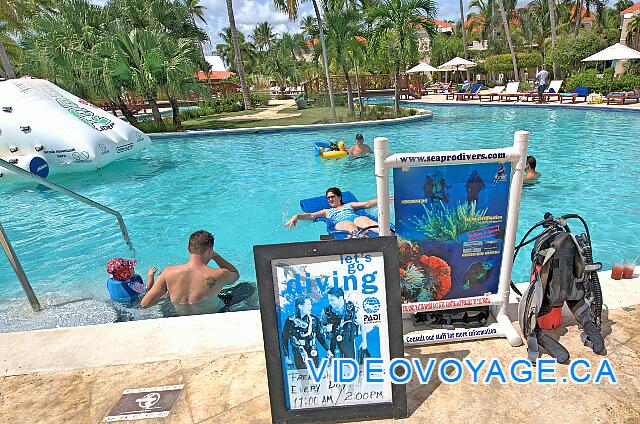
(393, 162), (511, 306)
(254, 237), (406, 423)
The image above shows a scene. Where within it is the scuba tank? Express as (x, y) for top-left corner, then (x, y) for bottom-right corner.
(513, 213), (605, 364)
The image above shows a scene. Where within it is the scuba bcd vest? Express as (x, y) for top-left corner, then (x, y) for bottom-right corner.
(513, 213), (605, 364)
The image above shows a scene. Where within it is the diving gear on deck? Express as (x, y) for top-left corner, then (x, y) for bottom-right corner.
(514, 213), (605, 364)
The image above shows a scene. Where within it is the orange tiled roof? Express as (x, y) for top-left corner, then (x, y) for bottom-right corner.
(433, 19), (454, 29)
(622, 3), (640, 13)
(570, 6), (593, 22)
(417, 17), (454, 30)
(465, 15), (484, 31)
(197, 71), (235, 81)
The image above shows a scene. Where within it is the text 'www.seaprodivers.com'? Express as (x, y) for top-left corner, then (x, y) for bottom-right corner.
(305, 358), (617, 385)
(399, 152), (507, 164)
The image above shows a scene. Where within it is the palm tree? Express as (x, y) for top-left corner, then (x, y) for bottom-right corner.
(280, 32), (309, 84)
(615, 0), (633, 12)
(274, 0), (337, 123)
(627, 15), (640, 50)
(184, 0), (207, 25)
(226, 0), (253, 110)
(1, 0), (56, 78)
(216, 27), (255, 72)
(548, 0), (558, 78)
(497, 0), (519, 80)
(252, 21), (277, 52)
(323, 8), (364, 116)
(111, 28), (166, 125)
(156, 36), (202, 127)
(183, 0), (209, 77)
(458, 0), (469, 80)
(369, 0), (437, 114)
(300, 15), (317, 39)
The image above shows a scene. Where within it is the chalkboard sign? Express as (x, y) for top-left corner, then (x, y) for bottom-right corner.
(254, 236), (407, 424)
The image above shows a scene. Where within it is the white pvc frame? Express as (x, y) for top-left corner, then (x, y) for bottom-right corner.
(374, 131), (529, 347)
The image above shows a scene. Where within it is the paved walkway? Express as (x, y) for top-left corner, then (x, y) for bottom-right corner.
(0, 306), (638, 423)
(218, 99), (300, 121)
(1, 272), (639, 423)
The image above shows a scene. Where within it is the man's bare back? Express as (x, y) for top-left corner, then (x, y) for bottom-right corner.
(160, 263), (229, 304)
(141, 231), (239, 310)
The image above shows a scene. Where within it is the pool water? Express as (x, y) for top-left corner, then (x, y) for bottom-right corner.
(1, 103), (639, 328)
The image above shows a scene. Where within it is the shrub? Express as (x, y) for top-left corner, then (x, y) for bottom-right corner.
(547, 32), (608, 73)
(565, 69), (640, 93)
(485, 53), (542, 73)
(310, 93), (348, 107)
(136, 118), (177, 133)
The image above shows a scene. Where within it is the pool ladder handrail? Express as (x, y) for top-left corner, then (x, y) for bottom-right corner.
(0, 158), (135, 312)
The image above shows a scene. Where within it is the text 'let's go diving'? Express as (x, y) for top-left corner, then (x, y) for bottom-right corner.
(305, 358), (617, 385)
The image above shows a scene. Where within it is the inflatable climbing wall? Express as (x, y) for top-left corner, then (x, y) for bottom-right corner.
(0, 77), (151, 180)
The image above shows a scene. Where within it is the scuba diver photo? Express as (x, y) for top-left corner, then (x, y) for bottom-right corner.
(393, 162), (511, 303)
(271, 253), (394, 410)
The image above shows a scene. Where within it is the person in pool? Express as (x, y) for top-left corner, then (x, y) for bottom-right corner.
(140, 230), (240, 315)
(106, 258), (156, 303)
(285, 187), (379, 235)
(348, 133), (371, 158)
(524, 155), (541, 182)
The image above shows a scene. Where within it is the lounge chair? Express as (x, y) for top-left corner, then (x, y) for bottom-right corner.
(497, 82), (521, 101)
(520, 80), (562, 102)
(424, 81), (452, 94)
(299, 192), (390, 239)
(477, 85), (505, 102)
(558, 87), (590, 104)
(542, 80), (565, 102)
(446, 82), (470, 100)
(454, 83), (483, 100)
(606, 89), (640, 105)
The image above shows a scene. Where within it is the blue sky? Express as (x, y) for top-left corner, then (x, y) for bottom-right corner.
(202, 0), (465, 53)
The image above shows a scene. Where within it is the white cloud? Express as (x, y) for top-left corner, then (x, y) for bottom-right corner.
(201, 0), (313, 52)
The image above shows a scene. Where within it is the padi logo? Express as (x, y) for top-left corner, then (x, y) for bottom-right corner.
(116, 143), (134, 154)
(363, 297), (381, 314)
(40, 86), (115, 132)
(363, 313), (381, 324)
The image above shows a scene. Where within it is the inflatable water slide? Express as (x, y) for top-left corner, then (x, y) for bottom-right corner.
(0, 77), (150, 180)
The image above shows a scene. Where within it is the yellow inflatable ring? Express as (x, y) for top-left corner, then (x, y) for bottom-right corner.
(318, 140), (347, 159)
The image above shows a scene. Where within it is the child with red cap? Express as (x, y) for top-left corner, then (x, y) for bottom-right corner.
(106, 258), (156, 303)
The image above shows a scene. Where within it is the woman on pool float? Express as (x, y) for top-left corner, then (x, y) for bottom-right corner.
(285, 187), (379, 234)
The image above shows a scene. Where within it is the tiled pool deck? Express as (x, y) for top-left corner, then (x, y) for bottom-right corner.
(1, 270), (639, 423)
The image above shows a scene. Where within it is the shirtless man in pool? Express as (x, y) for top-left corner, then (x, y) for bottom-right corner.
(285, 187), (379, 234)
(140, 230), (240, 314)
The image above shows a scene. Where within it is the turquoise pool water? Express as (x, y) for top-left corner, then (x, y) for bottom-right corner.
(1, 103), (639, 328)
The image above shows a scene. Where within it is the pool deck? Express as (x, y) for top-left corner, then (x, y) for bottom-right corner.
(404, 93), (640, 111)
(1, 269), (639, 423)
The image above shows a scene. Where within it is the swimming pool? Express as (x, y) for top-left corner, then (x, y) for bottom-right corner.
(1, 103), (639, 330)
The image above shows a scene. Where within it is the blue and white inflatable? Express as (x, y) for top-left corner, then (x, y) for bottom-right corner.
(0, 77), (151, 180)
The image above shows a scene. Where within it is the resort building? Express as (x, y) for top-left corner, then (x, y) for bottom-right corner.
(617, 2), (640, 73)
(197, 55), (234, 81)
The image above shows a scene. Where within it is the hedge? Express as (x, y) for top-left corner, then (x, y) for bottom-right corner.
(565, 69), (640, 93)
(484, 53), (543, 72)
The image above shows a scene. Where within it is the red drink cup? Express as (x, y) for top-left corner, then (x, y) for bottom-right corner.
(623, 262), (636, 279)
(611, 263), (624, 280)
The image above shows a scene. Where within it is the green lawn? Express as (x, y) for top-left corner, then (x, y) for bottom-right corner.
(180, 105), (387, 130)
